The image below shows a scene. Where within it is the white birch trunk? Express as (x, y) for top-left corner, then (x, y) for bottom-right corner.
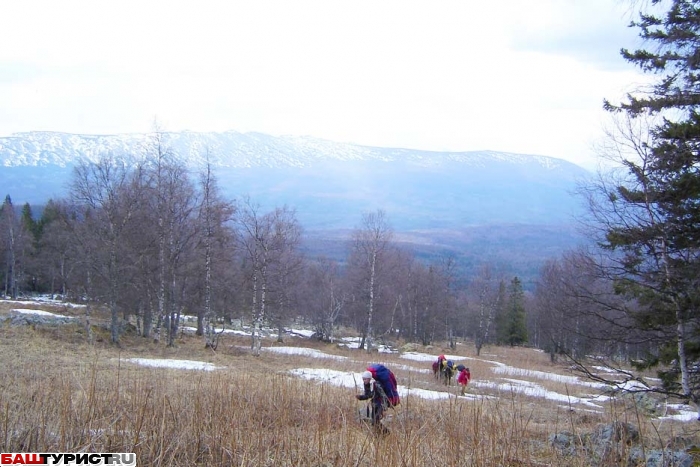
(8, 219), (15, 298)
(251, 261), (261, 356)
(257, 262), (267, 355)
(204, 235), (214, 347)
(154, 214), (166, 344)
(366, 250), (376, 353)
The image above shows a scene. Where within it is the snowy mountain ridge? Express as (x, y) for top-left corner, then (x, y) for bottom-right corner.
(0, 130), (581, 173)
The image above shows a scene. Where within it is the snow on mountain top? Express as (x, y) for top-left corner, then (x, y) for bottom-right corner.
(0, 130), (579, 173)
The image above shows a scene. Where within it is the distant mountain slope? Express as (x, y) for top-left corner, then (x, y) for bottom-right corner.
(0, 130), (590, 230)
(0, 130), (596, 287)
(1, 130), (583, 171)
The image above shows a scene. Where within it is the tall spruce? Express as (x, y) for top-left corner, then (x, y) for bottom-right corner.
(505, 277), (528, 346)
(494, 279), (509, 344)
(598, 0), (700, 412)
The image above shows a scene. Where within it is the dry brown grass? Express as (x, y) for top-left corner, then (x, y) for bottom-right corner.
(1, 303), (699, 466)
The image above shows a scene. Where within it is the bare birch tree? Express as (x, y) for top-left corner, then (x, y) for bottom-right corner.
(468, 264), (503, 356)
(237, 200), (300, 355)
(305, 257), (347, 342)
(267, 213), (303, 343)
(197, 161), (236, 349)
(70, 153), (142, 344)
(349, 210), (393, 353)
(0, 195), (18, 298)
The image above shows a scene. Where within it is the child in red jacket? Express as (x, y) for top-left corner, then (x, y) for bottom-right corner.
(457, 366), (471, 396)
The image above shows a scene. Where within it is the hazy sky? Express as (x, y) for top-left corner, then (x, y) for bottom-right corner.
(0, 1), (649, 170)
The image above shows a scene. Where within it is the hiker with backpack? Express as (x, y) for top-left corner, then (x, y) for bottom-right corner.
(457, 365), (471, 396)
(356, 370), (387, 428)
(442, 359), (455, 386)
(356, 364), (400, 434)
(433, 354), (446, 380)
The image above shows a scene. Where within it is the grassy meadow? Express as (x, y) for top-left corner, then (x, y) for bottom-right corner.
(1, 300), (698, 467)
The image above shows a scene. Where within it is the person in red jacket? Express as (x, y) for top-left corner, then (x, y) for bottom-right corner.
(457, 366), (471, 396)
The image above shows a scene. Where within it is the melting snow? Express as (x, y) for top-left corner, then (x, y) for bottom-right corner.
(493, 365), (606, 389)
(11, 308), (74, 318)
(400, 351), (467, 362)
(264, 346), (347, 360)
(121, 358), (221, 371)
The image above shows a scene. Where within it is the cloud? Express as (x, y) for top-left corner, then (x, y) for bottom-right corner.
(507, 0), (642, 71)
(0, 1), (651, 170)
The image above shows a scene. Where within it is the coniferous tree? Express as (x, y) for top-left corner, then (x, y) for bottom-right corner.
(21, 204), (39, 243)
(36, 200), (74, 297)
(587, 0), (700, 411)
(505, 277), (528, 346)
(0, 198), (35, 297)
(494, 279), (509, 344)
